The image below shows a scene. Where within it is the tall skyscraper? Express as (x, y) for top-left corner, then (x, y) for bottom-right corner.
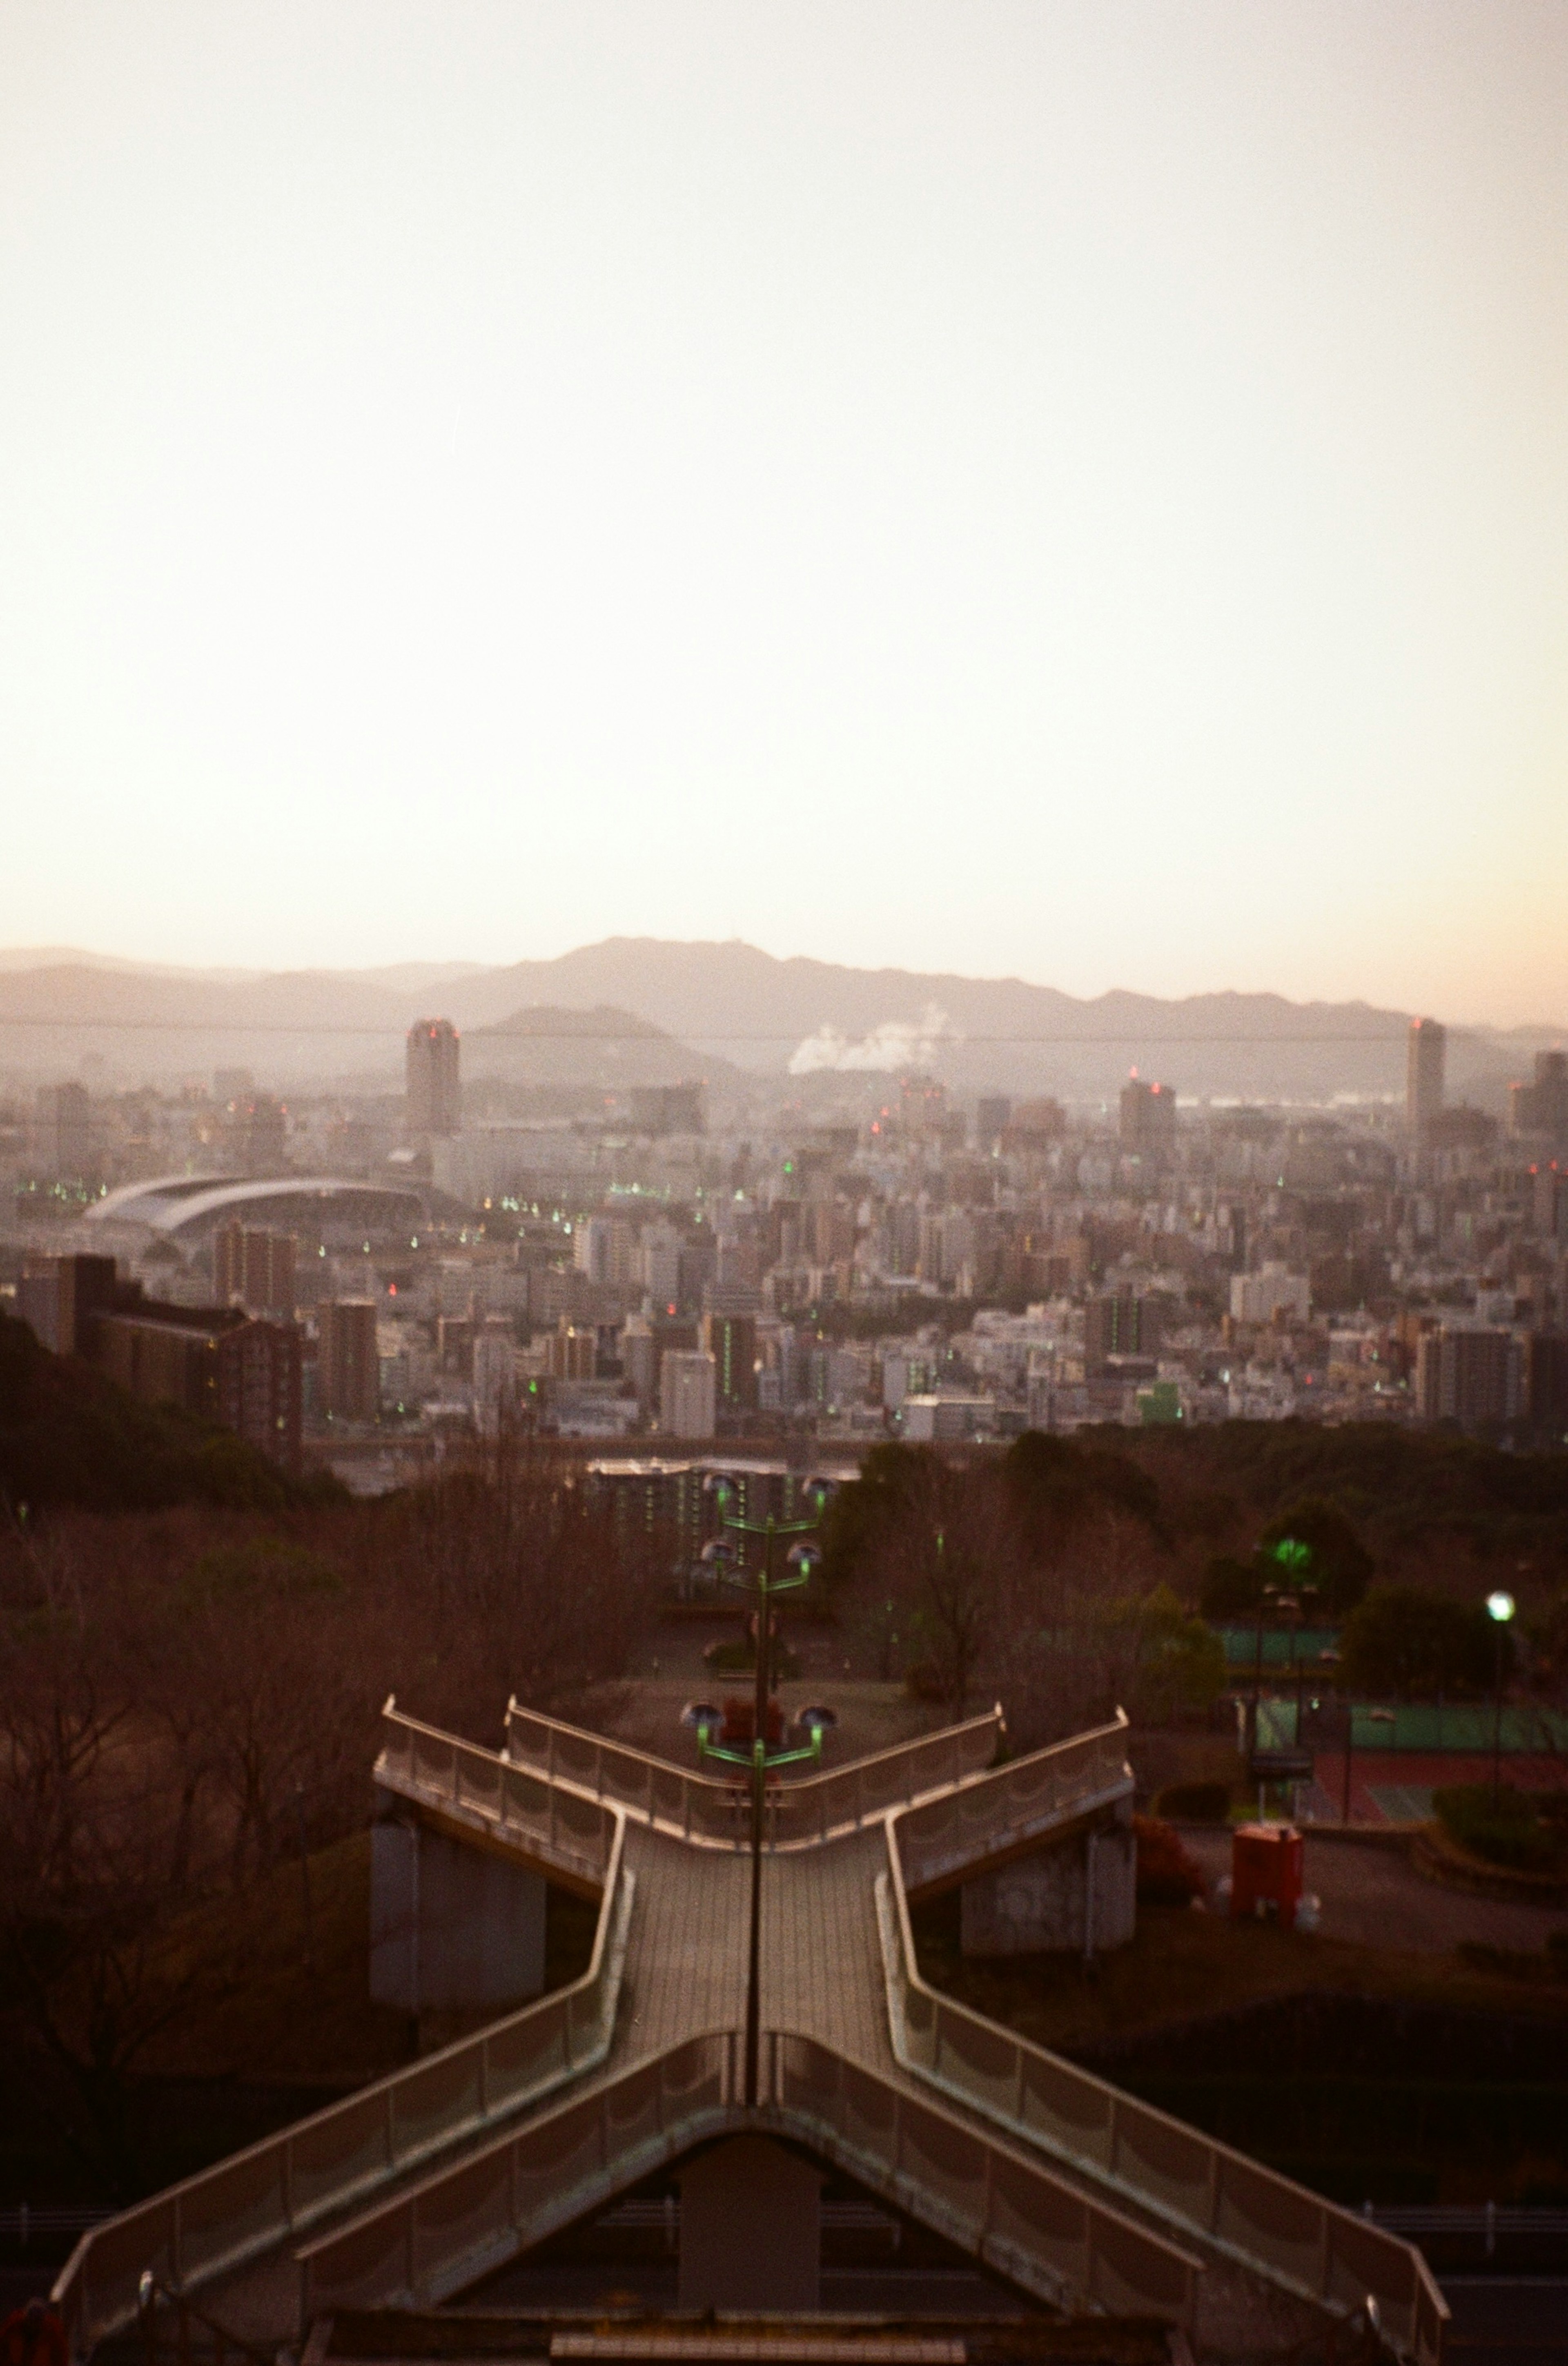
(1510, 1050), (1568, 1140)
(406, 1019), (461, 1137)
(1118, 1075), (1177, 1155)
(660, 1349), (716, 1439)
(318, 1299), (381, 1420)
(1406, 1018), (1446, 1138)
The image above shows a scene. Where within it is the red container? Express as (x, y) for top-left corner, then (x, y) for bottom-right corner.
(1230, 1823), (1305, 1930)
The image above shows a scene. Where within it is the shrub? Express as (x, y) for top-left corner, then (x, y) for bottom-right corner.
(1154, 1780), (1232, 1822)
(1434, 1784), (1561, 1874)
(1133, 1814), (1206, 1904)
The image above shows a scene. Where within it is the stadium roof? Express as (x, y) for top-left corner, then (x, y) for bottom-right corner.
(86, 1173), (430, 1241)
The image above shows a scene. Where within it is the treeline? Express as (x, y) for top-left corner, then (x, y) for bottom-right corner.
(0, 1307), (342, 1513)
(0, 1436), (657, 2194)
(820, 1434), (1225, 1748)
(820, 1426), (1568, 1721)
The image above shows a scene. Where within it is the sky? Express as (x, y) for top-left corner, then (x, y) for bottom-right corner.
(1, 3), (1565, 1024)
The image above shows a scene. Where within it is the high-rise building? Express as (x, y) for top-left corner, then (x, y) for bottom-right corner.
(702, 1308), (758, 1409)
(574, 1216), (636, 1287)
(975, 1097), (1011, 1148)
(1415, 1326), (1523, 1425)
(1510, 1051), (1568, 1140)
(627, 1084), (704, 1136)
(1118, 1076), (1177, 1155)
(1526, 1332), (1568, 1438)
(1084, 1291), (1164, 1371)
(318, 1299), (381, 1420)
(213, 1223), (296, 1316)
(1406, 1019), (1446, 1137)
(33, 1082), (94, 1180)
(407, 1019), (462, 1137)
(660, 1349), (716, 1440)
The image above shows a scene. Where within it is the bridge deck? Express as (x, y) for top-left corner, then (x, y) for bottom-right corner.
(58, 1707), (1444, 2366)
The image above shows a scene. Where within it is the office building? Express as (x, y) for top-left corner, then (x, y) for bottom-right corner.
(627, 1083), (704, 1135)
(1406, 1018), (1446, 1137)
(1526, 1333), (1568, 1437)
(1534, 1163), (1568, 1242)
(1230, 1266), (1312, 1325)
(213, 1222), (297, 1316)
(1118, 1076), (1177, 1155)
(16, 1252), (119, 1356)
(974, 1097), (1011, 1147)
(1415, 1326), (1523, 1425)
(702, 1308), (757, 1410)
(574, 1216), (636, 1287)
(318, 1300), (381, 1420)
(16, 1252), (302, 1472)
(33, 1082), (94, 1180)
(407, 1019), (462, 1137)
(1084, 1291), (1163, 1371)
(1511, 1051), (1568, 1141)
(659, 1349), (716, 1440)
(544, 1320), (597, 1383)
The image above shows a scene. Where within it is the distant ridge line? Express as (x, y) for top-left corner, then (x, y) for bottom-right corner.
(0, 1015), (1413, 1044)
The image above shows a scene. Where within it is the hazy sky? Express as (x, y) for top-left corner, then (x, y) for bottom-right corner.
(2, 3), (1565, 1022)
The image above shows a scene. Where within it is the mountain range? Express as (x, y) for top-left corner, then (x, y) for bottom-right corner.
(0, 939), (1558, 1107)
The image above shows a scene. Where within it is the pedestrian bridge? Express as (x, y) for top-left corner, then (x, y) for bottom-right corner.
(53, 1704), (1446, 2366)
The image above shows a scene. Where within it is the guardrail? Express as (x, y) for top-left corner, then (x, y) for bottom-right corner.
(875, 1822), (1447, 2366)
(377, 1699), (618, 1889)
(767, 2029), (1200, 2328)
(895, 1713), (1133, 1897)
(295, 2025), (1201, 2335)
(51, 1808), (633, 2360)
(1369, 2204), (1568, 2257)
(503, 1701), (1002, 1851)
(296, 2033), (739, 2324)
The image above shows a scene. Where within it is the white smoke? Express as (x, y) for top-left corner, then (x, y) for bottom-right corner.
(788, 1003), (958, 1076)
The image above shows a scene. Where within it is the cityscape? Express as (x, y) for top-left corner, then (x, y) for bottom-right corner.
(4, 966), (1566, 1492)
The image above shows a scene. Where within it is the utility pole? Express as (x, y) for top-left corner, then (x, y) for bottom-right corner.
(698, 1484), (828, 2107)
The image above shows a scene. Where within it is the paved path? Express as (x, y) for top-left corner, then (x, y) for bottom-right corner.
(1181, 1829), (1567, 1954)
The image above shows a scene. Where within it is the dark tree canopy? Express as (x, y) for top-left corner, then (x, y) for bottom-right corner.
(1338, 1584), (1506, 1699)
(0, 1310), (339, 1514)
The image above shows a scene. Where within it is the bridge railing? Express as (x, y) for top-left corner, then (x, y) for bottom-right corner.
(296, 2024), (1200, 2335)
(767, 2029), (1200, 2329)
(895, 1712), (1133, 1896)
(503, 1700), (1001, 1849)
(877, 1824), (1447, 2366)
(296, 2032), (739, 2326)
(379, 1699), (617, 1887)
(51, 1807), (632, 2360)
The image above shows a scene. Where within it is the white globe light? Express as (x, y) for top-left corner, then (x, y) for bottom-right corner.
(1486, 1591), (1516, 1623)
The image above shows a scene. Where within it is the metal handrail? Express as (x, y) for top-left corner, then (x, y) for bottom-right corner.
(294, 2025), (1204, 2334)
(376, 1697), (619, 1885)
(51, 1794), (632, 2359)
(894, 1712), (1134, 1895)
(503, 1698), (1003, 1851)
(876, 1809), (1448, 2366)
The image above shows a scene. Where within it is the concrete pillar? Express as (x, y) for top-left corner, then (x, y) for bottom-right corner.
(960, 1806), (1136, 1958)
(678, 2136), (822, 2311)
(370, 1799), (546, 2014)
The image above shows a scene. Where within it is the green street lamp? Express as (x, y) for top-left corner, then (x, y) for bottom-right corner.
(1487, 1590), (1515, 1808)
(698, 1478), (828, 2107)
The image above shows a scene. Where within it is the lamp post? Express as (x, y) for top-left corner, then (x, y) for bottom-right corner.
(1487, 1591), (1516, 1809)
(697, 1481), (827, 2108)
